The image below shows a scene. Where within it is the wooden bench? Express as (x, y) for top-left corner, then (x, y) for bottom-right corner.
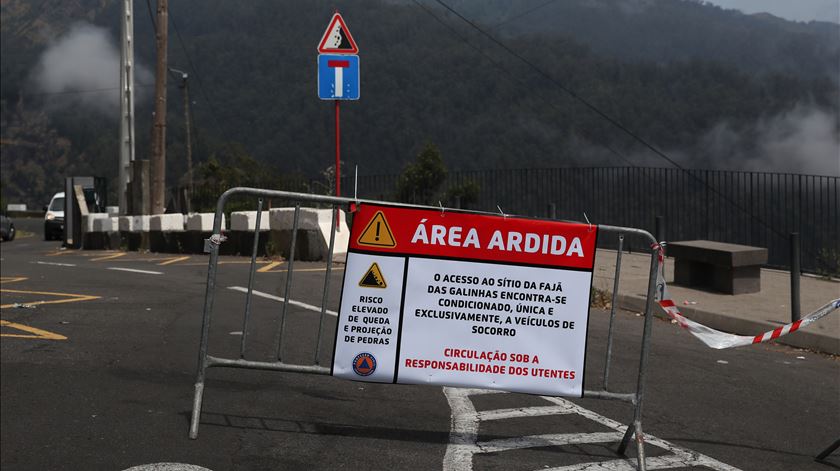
(667, 240), (768, 294)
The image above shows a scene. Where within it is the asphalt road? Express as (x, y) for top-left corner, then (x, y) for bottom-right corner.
(2, 219), (838, 470)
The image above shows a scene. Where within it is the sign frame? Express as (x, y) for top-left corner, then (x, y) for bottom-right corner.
(317, 13), (359, 54)
(331, 203), (599, 397)
(318, 54), (360, 100)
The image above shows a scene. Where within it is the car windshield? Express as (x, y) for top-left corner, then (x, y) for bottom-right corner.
(49, 197), (65, 211)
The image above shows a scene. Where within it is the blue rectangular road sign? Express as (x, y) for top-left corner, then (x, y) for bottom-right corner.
(318, 54), (360, 100)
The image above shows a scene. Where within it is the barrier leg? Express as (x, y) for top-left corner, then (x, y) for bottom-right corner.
(603, 234), (624, 390)
(190, 203), (225, 439)
(616, 250), (659, 465)
(189, 371), (206, 439)
(634, 421), (647, 471)
(315, 206), (338, 365)
(275, 204), (300, 361)
(240, 198), (263, 358)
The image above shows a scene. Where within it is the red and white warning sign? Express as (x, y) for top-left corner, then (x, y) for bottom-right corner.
(317, 13), (359, 54)
(331, 204), (598, 397)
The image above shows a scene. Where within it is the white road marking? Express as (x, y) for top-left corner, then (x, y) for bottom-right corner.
(443, 387), (742, 471)
(122, 463), (213, 471)
(34, 261), (77, 267)
(107, 267), (163, 275)
(478, 404), (576, 421)
(227, 286), (338, 316)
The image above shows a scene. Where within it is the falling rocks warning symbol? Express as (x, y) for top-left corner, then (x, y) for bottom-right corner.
(359, 262), (387, 288)
(317, 13), (360, 54)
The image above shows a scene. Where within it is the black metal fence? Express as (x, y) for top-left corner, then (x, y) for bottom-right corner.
(343, 167), (839, 274)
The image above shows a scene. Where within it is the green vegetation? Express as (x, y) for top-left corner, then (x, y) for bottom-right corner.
(1, 0), (837, 208)
(396, 143), (448, 205)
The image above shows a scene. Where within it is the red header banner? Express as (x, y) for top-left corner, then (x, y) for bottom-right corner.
(350, 204), (598, 270)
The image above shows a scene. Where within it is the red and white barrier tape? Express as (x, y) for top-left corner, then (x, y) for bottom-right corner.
(651, 244), (840, 349)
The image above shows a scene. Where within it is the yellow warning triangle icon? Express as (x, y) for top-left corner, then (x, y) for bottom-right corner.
(359, 263), (387, 288)
(357, 211), (396, 248)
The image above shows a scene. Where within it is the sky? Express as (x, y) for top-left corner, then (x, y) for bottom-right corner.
(705, 0), (840, 24)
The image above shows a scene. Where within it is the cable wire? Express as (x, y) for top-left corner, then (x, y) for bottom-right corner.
(431, 0), (809, 248)
(410, 0), (635, 167)
(495, 0), (559, 28)
(168, 8), (228, 139)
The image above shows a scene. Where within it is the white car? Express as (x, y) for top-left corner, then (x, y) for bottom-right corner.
(44, 192), (65, 241)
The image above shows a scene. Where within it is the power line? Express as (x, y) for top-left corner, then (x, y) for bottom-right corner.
(168, 7), (228, 139)
(410, 0), (635, 167)
(144, 0), (157, 34)
(494, 0), (559, 28)
(145, 0), (157, 34)
(434, 0), (681, 170)
(431, 0), (807, 249)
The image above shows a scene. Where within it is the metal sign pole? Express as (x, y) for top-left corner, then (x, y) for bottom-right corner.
(335, 100), (341, 199)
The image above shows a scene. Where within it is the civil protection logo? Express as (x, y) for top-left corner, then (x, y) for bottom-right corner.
(352, 352), (377, 376)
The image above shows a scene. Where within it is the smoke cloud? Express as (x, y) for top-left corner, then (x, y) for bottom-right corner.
(699, 104), (840, 176)
(32, 22), (152, 115)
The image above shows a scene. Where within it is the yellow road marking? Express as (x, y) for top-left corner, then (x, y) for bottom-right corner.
(45, 251), (103, 257)
(181, 261), (263, 266)
(0, 277), (28, 284)
(1, 283), (99, 341)
(0, 320), (66, 340)
(0, 289), (101, 309)
(257, 261), (284, 272)
(259, 266), (345, 274)
(91, 252), (127, 262)
(158, 255), (190, 266)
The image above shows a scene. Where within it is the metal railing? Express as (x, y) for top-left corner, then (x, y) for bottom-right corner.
(190, 187), (664, 470)
(344, 167), (840, 274)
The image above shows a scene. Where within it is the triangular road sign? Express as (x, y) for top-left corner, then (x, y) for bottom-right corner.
(357, 211), (396, 248)
(318, 13), (359, 54)
(359, 263), (387, 288)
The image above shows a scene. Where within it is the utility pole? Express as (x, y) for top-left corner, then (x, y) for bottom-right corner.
(150, 0), (168, 214)
(118, 0), (135, 214)
(169, 68), (192, 197)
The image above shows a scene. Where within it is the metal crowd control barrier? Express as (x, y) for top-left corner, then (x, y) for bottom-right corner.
(190, 187), (661, 471)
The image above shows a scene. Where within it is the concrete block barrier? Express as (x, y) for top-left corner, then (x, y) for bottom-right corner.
(82, 214), (110, 249)
(181, 213), (227, 253)
(119, 216), (151, 251)
(230, 211), (270, 231)
(150, 214), (186, 253)
(88, 216), (121, 250)
(186, 213), (226, 232)
(230, 211), (270, 255)
(150, 214), (186, 232)
(268, 208), (350, 261)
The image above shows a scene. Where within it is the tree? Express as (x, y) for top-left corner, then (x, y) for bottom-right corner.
(396, 143), (447, 205)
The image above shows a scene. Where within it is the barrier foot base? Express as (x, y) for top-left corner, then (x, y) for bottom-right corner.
(189, 381), (205, 439)
(634, 421), (647, 471)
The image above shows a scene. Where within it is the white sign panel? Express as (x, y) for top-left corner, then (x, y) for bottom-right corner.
(397, 257), (592, 396)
